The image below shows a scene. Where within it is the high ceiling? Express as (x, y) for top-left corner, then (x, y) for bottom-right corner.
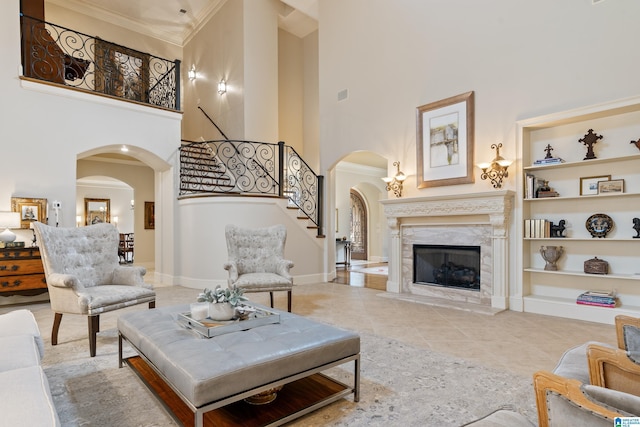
(47, 0), (318, 45)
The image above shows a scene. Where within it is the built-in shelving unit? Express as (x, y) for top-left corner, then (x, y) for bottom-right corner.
(515, 96), (640, 324)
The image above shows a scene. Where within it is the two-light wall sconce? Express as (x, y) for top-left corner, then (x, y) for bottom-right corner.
(477, 143), (512, 188)
(382, 161), (407, 198)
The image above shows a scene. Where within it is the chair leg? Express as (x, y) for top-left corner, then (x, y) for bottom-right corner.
(51, 313), (62, 346)
(269, 292), (274, 308)
(88, 315), (99, 358)
(287, 290), (292, 312)
(149, 301), (156, 309)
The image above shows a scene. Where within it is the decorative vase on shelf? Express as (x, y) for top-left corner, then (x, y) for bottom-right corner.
(540, 246), (563, 271)
(208, 302), (235, 321)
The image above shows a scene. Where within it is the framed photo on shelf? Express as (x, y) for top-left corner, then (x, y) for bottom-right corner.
(580, 175), (610, 196)
(598, 179), (624, 194)
(144, 202), (155, 229)
(11, 197), (47, 228)
(416, 91), (474, 188)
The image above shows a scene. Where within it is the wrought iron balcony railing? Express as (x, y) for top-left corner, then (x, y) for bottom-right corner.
(20, 14), (180, 111)
(180, 140), (324, 236)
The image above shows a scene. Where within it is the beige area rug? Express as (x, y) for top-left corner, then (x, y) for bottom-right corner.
(23, 286), (536, 426)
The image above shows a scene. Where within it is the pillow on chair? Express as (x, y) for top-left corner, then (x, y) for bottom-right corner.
(623, 325), (640, 364)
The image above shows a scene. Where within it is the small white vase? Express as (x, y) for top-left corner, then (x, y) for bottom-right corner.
(208, 302), (235, 321)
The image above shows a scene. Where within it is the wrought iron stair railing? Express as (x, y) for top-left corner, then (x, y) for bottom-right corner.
(20, 14), (180, 111)
(180, 140), (324, 236)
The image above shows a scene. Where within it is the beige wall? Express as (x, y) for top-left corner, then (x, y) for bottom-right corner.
(182, 0), (245, 141)
(278, 29), (304, 153)
(318, 0), (640, 199)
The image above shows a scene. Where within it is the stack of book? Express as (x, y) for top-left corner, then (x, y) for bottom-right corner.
(0, 241), (25, 249)
(524, 219), (551, 238)
(576, 290), (617, 308)
(533, 157), (565, 165)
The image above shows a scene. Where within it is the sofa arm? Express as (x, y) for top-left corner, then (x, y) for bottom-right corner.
(276, 259), (294, 280)
(112, 266), (148, 287)
(587, 343), (640, 397)
(46, 273), (82, 289)
(223, 262), (239, 284)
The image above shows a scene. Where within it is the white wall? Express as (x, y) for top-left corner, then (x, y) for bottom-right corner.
(0, 0), (180, 286)
(175, 197), (324, 289)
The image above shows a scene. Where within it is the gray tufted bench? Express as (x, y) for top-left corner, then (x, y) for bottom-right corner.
(118, 304), (360, 427)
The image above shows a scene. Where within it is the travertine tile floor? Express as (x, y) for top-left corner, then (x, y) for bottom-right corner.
(248, 280), (617, 378)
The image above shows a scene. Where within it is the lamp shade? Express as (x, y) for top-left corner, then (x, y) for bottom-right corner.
(0, 212), (21, 243)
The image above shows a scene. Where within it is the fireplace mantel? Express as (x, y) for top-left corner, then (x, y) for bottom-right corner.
(380, 190), (514, 311)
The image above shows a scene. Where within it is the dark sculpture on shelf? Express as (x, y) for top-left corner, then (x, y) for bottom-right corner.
(578, 129), (603, 160)
(631, 138), (640, 152)
(544, 144), (554, 159)
(633, 217), (640, 238)
(550, 220), (566, 238)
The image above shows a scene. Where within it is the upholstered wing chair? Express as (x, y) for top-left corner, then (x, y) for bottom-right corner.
(224, 224), (293, 312)
(33, 222), (155, 357)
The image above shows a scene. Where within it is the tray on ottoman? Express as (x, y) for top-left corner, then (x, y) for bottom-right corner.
(177, 304), (279, 338)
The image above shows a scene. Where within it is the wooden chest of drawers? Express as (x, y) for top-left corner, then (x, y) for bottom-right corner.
(0, 247), (47, 296)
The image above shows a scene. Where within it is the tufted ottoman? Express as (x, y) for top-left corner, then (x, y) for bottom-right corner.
(118, 304), (360, 427)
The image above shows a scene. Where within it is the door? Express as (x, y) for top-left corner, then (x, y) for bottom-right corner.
(349, 189), (367, 260)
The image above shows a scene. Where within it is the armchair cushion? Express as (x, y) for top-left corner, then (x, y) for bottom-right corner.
(622, 324), (640, 363)
(553, 341), (614, 384)
(583, 384), (640, 416)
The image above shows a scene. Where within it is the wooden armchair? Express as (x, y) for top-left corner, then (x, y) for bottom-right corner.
(534, 370), (640, 426)
(588, 343), (640, 397)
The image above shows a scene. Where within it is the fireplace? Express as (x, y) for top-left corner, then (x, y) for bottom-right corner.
(380, 191), (514, 311)
(413, 244), (480, 290)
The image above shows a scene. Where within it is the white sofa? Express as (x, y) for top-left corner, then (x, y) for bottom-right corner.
(0, 309), (60, 427)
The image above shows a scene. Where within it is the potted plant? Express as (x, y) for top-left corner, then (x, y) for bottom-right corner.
(197, 285), (247, 320)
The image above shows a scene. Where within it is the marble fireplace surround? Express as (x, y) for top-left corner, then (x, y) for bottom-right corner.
(380, 190), (514, 311)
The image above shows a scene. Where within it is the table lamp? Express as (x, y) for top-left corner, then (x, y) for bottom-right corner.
(0, 212), (21, 242)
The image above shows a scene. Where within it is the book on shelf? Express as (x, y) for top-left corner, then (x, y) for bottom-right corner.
(576, 291), (617, 308)
(533, 157), (565, 165)
(524, 219), (553, 238)
(536, 190), (560, 198)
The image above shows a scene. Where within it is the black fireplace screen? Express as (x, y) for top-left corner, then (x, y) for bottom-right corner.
(413, 244), (480, 290)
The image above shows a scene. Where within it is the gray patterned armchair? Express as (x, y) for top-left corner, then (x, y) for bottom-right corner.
(33, 222), (155, 357)
(223, 224), (293, 312)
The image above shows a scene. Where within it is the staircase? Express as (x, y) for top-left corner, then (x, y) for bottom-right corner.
(179, 139), (324, 238)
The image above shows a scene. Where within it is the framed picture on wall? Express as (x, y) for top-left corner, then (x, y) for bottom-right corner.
(11, 197), (47, 228)
(85, 198), (110, 225)
(144, 202), (155, 229)
(416, 91), (475, 188)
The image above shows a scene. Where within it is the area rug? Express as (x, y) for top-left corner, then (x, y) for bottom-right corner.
(39, 312), (536, 426)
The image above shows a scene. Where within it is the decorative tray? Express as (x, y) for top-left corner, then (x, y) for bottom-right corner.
(177, 304), (280, 338)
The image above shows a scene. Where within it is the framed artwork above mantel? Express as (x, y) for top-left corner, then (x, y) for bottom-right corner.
(416, 91), (475, 188)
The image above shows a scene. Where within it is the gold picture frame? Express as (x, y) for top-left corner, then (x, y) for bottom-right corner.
(11, 197), (47, 228)
(144, 201), (155, 230)
(85, 198), (110, 225)
(580, 175), (610, 196)
(416, 91), (475, 188)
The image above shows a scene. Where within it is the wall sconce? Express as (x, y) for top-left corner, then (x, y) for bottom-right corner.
(113, 216), (118, 228)
(477, 143), (513, 188)
(382, 161), (407, 198)
(188, 65), (196, 81)
(76, 215), (81, 227)
(130, 199), (135, 210)
(218, 79), (227, 95)
(0, 212), (20, 242)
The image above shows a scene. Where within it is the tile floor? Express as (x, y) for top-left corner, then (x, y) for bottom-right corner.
(250, 266), (618, 379)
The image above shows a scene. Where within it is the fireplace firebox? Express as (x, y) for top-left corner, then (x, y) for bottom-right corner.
(413, 244), (480, 291)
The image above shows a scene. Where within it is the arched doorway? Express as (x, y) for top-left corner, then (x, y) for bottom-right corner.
(350, 189), (367, 260)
